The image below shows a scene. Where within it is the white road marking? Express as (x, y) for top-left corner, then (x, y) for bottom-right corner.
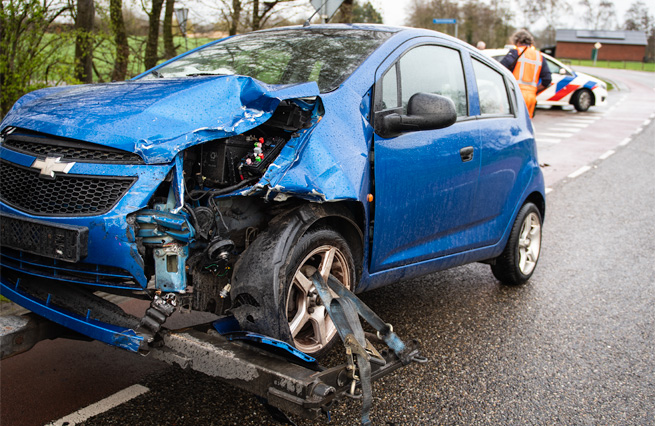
(566, 117), (600, 123)
(560, 122), (590, 128)
(545, 188), (553, 194)
(536, 138), (562, 144)
(635, 127), (643, 134)
(650, 113), (655, 119)
(642, 119), (651, 126)
(47, 385), (149, 426)
(537, 132), (575, 137)
(568, 166), (591, 179)
(551, 127), (583, 133)
(599, 150), (615, 160)
(619, 138), (632, 146)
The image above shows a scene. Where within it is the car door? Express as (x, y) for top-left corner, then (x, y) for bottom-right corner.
(538, 56), (575, 102)
(370, 42), (482, 273)
(468, 55), (527, 247)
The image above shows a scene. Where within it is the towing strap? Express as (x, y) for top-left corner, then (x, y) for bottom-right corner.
(311, 273), (422, 426)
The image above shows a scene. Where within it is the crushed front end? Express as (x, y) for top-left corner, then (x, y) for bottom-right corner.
(0, 75), (323, 350)
(0, 102), (424, 423)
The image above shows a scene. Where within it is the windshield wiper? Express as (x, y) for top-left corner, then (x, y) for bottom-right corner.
(151, 70), (164, 78)
(186, 73), (227, 77)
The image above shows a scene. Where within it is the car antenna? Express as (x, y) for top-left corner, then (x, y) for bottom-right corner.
(303, 0), (330, 27)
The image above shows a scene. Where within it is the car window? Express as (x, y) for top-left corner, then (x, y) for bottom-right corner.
(398, 45), (468, 116)
(140, 29), (392, 93)
(546, 59), (564, 75)
(472, 58), (511, 116)
(380, 64), (399, 110)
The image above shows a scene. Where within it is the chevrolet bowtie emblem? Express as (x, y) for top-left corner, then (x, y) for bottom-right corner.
(31, 156), (76, 178)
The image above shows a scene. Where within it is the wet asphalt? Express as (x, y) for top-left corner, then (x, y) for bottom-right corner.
(79, 122), (655, 425)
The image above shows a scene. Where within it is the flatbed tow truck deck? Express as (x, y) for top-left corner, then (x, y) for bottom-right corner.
(1, 273), (425, 426)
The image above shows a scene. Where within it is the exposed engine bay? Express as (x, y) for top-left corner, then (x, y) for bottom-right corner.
(130, 98), (318, 328)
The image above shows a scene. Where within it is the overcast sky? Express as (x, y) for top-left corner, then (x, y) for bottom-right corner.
(367, 0), (649, 28)
(177, 0), (653, 34)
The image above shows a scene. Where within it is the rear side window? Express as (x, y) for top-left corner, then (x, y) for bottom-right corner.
(472, 58), (511, 116)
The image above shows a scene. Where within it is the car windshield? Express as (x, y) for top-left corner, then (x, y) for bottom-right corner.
(141, 28), (392, 93)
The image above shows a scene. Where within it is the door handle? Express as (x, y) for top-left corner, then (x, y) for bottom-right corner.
(459, 146), (474, 162)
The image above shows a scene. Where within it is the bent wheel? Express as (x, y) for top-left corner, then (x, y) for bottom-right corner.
(491, 202), (542, 285)
(284, 229), (355, 357)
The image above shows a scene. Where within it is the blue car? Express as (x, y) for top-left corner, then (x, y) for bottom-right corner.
(0, 24), (544, 357)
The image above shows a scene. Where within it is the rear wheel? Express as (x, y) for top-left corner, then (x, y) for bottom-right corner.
(491, 202), (542, 285)
(282, 228), (355, 357)
(572, 89), (593, 112)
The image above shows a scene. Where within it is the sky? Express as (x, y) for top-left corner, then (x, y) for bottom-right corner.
(366, 0), (647, 28)
(177, 0), (654, 35)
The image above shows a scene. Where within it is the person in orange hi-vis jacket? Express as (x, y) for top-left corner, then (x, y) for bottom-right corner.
(500, 29), (552, 118)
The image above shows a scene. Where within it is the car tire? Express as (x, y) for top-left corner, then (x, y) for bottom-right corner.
(280, 228), (355, 358)
(491, 202), (542, 286)
(572, 89), (593, 112)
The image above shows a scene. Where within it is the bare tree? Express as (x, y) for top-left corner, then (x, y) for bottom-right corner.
(624, 1), (652, 31)
(406, 0), (459, 33)
(0, 0), (71, 115)
(74, 0), (95, 83)
(623, 1), (654, 62)
(405, 0), (514, 48)
(578, 0), (617, 30)
(334, 1), (382, 24)
(110, 0), (129, 80)
(230, 0), (242, 34)
(337, 0), (353, 23)
(163, 0), (176, 59)
(252, 1), (295, 31)
(513, 0), (570, 32)
(144, 0), (165, 69)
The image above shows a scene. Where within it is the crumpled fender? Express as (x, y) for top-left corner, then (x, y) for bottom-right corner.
(1, 77), (319, 164)
(229, 203), (361, 342)
(239, 87), (373, 204)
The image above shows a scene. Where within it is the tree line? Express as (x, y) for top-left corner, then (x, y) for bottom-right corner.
(405, 0), (654, 54)
(1, 0), (653, 117)
(0, 0), (381, 116)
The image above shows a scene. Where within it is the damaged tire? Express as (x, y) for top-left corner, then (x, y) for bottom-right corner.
(491, 202), (542, 286)
(282, 228), (355, 357)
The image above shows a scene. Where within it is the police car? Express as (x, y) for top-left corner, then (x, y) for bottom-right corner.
(485, 48), (608, 112)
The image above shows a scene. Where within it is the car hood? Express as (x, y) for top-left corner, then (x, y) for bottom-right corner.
(1, 76), (320, 164)
(570, 70), (604, 86)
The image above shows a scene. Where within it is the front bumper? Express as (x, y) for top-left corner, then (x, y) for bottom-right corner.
(0, 145), (174, 289)
(0, 274), (144, 351)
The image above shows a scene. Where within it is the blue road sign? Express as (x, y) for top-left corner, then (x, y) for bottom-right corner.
(433, 19), (457, 24)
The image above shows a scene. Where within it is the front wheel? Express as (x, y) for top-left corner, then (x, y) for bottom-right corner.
(572, 89), (593, 112)
(491, 202), (542, 285)
(282, 228), (355, 357)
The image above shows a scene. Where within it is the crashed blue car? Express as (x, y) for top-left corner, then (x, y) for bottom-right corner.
(0, 24), (544, 358)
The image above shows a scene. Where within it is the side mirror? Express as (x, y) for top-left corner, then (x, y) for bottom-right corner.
(376, 92), (457, 137)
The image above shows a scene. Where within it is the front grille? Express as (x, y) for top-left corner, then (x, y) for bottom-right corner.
(0, 160), (135, 216)
(2, 130), (144, 164)
(1, 248), (141, 290)
(1, 212), (88, 262)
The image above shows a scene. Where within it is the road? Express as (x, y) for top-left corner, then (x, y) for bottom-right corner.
(1, 68), (654, 426)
